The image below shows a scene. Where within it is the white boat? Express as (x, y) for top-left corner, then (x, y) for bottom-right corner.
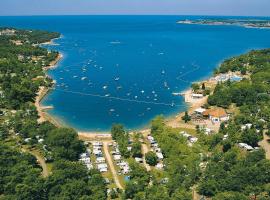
(172, 92), (182, 96)
(114, 77), (120, 81)
(81, 77), (87, 80)
(164, 81), (168, 88)
(110, 41), (121, 44)
(103, 85), (108, 90)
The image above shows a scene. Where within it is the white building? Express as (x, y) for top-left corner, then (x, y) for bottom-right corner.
(203, 108), (229, 123)
(156, 152), (164, 160)
(191, 93), (204, 99)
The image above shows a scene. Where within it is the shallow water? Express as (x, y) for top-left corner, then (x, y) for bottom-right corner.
(1, 15), (270, 131)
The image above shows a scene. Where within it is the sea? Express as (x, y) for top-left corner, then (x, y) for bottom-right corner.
(1, 15), (270, 132)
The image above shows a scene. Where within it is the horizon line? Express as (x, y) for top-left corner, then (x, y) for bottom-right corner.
(0, 14), (270, 18)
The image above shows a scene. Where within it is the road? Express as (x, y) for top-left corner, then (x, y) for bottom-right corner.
(259, 132), (270, 159)
(22, 148), (49, 177)
(103, 141), (124, 190)
(141, 143), (151, 171)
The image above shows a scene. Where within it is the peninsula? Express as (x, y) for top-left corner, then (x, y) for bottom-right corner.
(178, 18), (270, 28)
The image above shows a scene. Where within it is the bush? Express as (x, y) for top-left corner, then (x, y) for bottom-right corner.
(145, 152), (158, 166)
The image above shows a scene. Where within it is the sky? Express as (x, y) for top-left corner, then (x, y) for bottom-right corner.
(0, 0), (269, 16)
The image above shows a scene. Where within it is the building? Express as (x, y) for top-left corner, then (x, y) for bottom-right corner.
(203, 108), (229, 123)
(238, 143), (254, 151)
(156, 163), (164, 170)
(0, 29), (15, 36)
(135, 157), (143, 163)
(156, 152), (164, 160)
(191, 93), (204, 99)
(194, 107), (206, 115)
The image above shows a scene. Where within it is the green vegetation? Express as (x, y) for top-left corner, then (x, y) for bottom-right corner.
(111, 124), (131, 158)
(1, 26), (270, 200)
(0, 28), (106, 199)
(145, 151), (158, 166)
(198, 49), (270, 199)
(45, 128), (85, 161)
(182, 111), (191, 123)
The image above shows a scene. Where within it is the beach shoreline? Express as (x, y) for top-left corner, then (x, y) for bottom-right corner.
(35, 50), (63, 126)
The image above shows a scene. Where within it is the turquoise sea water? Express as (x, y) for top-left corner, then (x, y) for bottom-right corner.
(1, 15), (270, 132)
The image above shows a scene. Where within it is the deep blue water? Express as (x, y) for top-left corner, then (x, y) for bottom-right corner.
(1, 15), (270, 132)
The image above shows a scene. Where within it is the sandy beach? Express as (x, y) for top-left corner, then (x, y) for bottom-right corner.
(35, 52), (63, 126)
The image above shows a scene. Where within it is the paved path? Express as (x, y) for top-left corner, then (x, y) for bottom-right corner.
(141, 143), (151, 171)
(22, 148), (49, 177)
(103, 141), (123, 189)
(259, 133), (270, 159)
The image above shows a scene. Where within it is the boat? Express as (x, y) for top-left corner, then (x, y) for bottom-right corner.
(161, 70), (165, 74)
(172, 92), (182, 96)
(105, 94), (110, 97)
(164, 81), (168, 88)
(110, 41), (121, 44)
(81, 77), (87, 80)
(141, 90), (145, 94)
(103, 85), (108, 90)
(114, 77), (120, 81)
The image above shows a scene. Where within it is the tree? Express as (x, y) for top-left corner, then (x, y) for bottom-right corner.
(202, 82), (206, 90)
(212, 192), (248, 200)
(198, 179), (217, 196)
(111, 124), (130, 158)
(241, 129), (262, 147)
(46, 128), (85, 161)
(145, 152), (158, 166)
(111, 124), (125, 140)
(182, 111), (191, 123)
(131, 141), (142, 158)
(191, 83), (200, 92)
(171, 188), (192, 200)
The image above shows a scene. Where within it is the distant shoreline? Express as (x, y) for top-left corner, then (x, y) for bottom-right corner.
(177, 19), (270, 29)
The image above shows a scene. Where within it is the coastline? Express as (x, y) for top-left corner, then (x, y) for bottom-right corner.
(35, 52), (63, 127)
